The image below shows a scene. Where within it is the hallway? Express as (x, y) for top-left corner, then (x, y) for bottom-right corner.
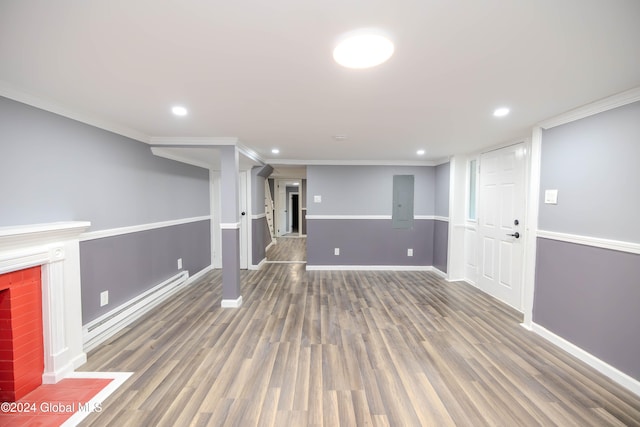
(266, 237), (306, 263)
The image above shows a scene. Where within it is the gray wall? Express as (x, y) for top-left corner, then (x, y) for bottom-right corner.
(251, 167), (272, 264)
(539, 101), (640, 242)
(0, 97), (209, 231)
(251, 166), (266, 216)
(533, 238), (640, 379)
(433, 162), (450, 273)
(306, 165), (440, 267)
(252, 216), (271, 265)
(434, 162), (450, 217)
(81, 220), (210, 323)
(433, 220), (448, 273)
(307, 219), (434, 266)
(307, 166), (435, 215)
(0, 97), (212, 325)
(533, 101), (640, 382)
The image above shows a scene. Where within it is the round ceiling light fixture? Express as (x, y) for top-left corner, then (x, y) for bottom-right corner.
(172, 106), (188, 116)
(493, 107), (510, 117)
(271, 148), (280, 154)
(333, 29), (394, 69)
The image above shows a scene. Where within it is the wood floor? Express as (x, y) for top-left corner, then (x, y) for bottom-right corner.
(79, 264), (640, 426)
(266, 237), (306, 262)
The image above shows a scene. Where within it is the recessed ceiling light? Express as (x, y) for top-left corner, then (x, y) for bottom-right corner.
(333, 29), (394, 69)
(493, 107), (510, 117)
(271, 148), (280, 154)
(333, 135), (348, 141)
(417, 149), (426, 155)
(172, 106), (188, 116)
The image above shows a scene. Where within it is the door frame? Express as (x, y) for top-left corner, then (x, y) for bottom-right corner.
(449, 139), (532, 313)
(475, 142), (528, 310)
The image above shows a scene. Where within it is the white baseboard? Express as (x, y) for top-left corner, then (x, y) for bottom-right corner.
(249, 257), (267, 270)
(531, 322), (640, 397)
(83, 266), (211, 352)
(221, 295), (243, 308)
(305, 265), (435, 271)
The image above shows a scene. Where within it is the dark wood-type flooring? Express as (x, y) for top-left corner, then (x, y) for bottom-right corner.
(79, 264), (640, 426)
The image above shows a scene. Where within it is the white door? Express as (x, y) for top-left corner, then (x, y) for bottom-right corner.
(239, 171), (248, 269)
(477, 143), (526, 310)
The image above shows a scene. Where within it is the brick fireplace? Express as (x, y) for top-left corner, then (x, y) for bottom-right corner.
(0, 266), (44, 401)
(0, 222), (90, 402)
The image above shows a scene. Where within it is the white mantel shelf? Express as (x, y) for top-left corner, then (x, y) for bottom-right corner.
(0, 221), (91, 383)
(0, 221), (91, 249)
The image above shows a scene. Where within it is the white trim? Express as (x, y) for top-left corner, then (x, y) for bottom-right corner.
(530, 323), (640, 398)
(266, 240), (276, 251)
(220, 222), (241, 230)
(149, 136), (239, 146)
(221, 295), (243, 308)
(249, 257), (267, 270)
(61, 371), (134, 427)
(252, 213), (267, 220)
(80, 216), (211, 241)
(538, 86), (640, 130)
(536, 230), (640, 255)
(0, 80), (149, 144)
(82, 268), (212, 351)
(431, 267), (448, 279)
(522, 129), (542, 327)
(306, 265), (435, 271)
(150, 147), (212, 169)
(306, 215), (391, 220)
(306, 215), (443, 220)
(266, 158), (441, 166)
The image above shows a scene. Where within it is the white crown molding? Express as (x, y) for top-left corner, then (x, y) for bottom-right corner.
(269, 158), (440, 166)
(150, 147), (212, 169)
(0, 80), (150, 144)
(537, 229), (640, 255)
(149, 136), (239, 146)
(538, 86), (640, 130)
(80, 216), (210, 241)
(531, 323), (640, 397)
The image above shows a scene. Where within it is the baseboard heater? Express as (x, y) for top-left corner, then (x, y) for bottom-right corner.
(83, 270), (189, 352)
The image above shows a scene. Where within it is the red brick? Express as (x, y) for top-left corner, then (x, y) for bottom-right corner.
(0, 369), (15, 381)
(0, 360), (14, 372)
(0, 349), (14, 361)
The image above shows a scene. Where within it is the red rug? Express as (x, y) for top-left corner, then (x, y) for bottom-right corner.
(0, 373), (130, 427)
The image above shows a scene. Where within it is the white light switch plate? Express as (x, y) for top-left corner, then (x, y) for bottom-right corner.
(100, 291), (109, 307)
(544, 189), (558, 204)
(314, 195), (322, 203)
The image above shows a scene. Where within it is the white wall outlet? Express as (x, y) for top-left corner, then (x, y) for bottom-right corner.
(334, 247), (340, 256)
(544, 189), (558, 204)
(407, 248), (413, 257)
(100, 291), (109, 307)
(177, 258), (183, 269)
(314, 195), (322, 203)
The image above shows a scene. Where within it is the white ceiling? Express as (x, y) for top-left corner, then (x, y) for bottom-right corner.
(1, 1), (639, 165)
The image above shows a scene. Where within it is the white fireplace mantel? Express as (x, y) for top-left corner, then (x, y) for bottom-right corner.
(0, 221), (91, 383)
